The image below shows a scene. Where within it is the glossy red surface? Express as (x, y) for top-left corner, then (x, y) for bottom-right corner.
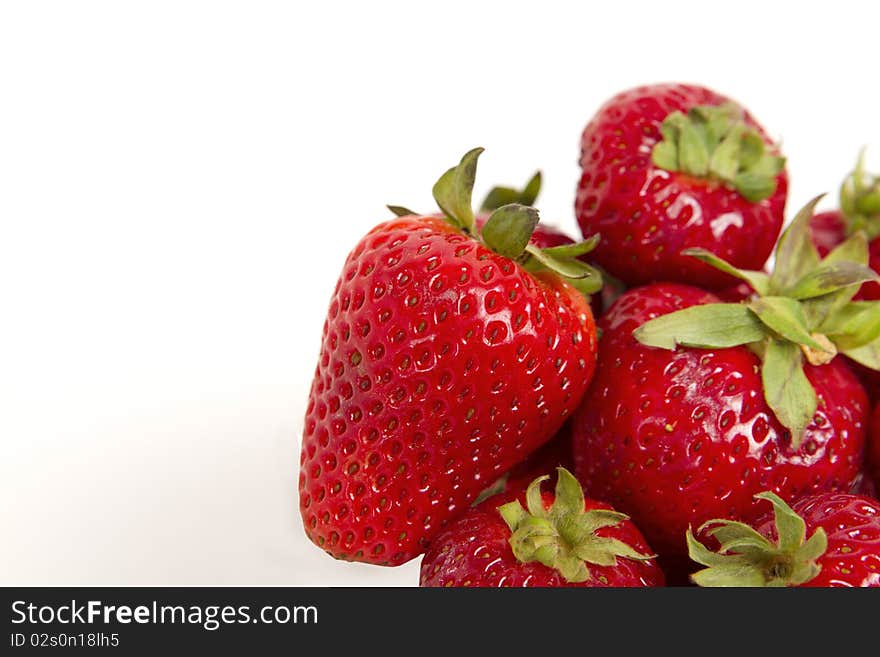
(300, 216), (597, 564)
(575, 83), (787, 289)
(571, 283), (868, 558)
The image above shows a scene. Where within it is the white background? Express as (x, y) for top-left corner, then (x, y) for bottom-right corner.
(1, 1), (878, 585)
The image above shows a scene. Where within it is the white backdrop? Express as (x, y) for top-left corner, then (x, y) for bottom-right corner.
(2, 1), (878, 585)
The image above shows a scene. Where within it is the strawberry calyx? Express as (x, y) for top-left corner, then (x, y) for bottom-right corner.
(480, 170), (542, 212)
(633, 196), (880, 446)
(651, 103), (785, 202)
(686, 492), (827, 587)
(840, 149), (880, 240)
(497, 468), (652, 583)
(390, 148), (603, 296)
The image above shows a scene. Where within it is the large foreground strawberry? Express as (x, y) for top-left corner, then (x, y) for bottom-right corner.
(420, 468), (664, 587)
(575, 83), (787, 289)
(688, 491), (880, 587)
(300, 149), (600, 565)
(572, 199), (878, 563)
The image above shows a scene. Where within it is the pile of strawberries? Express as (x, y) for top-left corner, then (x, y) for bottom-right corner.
(299, 83), (880, 587)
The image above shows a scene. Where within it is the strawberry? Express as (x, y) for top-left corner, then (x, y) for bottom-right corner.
(575, 83), (787, 289)
(687, 491), (880, 587)
(809, 153), (880, 401)
(419, 468), (664, 587)
(571, 199), (877, 563)
(300, 149), (600, 565)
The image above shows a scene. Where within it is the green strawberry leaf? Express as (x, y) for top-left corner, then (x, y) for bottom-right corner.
(679, 120), (710, 177)
(682, 248), (770, 295)
(706, 520), (773, 557)
(651, 140), (678, 171)
(708, 123), (743, 181)
(739, 131), (765, 169)
(386, 205), (418, 217)
(842, 337), (880, 371)
(769, 196), (823, 295)
(563, 263), (604, 295)
(821, 302), (880, 349)
(821, 230), (870, 267)
(800, 232), (872, 327)
(480, 171), (542, 212)
(540, 233), (601, 259)
(786, 261), (879, 300)
(633, 303), (767, 350)
(480, 204), (539, 259)
(734, 172), (777, 204)
(761, 339), (816, 445)
(517, 235), (603, 295)
(748, 296), (830, 352)
(523, 244), (588, 279)
(754, 492), (806, 552)
(432, 147), (483, 233)
(691, 562), (769, 588)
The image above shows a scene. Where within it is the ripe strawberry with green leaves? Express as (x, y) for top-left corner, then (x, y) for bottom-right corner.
(687, 491), (880, 587)
(575, 83), (787, 289)
(420, 468), (664, 587)
(300, 149), (601, 565)
(571, 198), (877, 561)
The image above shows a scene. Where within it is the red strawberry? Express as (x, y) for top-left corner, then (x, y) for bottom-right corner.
(300, 149), (600, 565)
(575, 83), (787, 289)
(688, 491), (880, 587)
(571, 199), (876, 562)
(420, 468), (664, 587)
